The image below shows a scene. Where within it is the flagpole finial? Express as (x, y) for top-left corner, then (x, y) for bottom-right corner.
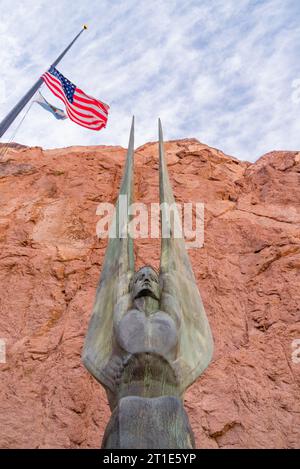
(83, 24), (88, 30)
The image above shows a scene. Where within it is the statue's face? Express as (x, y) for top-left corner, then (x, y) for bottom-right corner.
(131, 266), (160, 300)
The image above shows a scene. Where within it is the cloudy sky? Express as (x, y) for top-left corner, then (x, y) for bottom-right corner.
(0, 0), (299, 161)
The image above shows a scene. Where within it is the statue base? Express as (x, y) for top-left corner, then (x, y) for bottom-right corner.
(102, 396), (195, 449)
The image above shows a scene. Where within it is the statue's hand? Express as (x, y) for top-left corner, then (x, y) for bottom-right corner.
(102, 353), (132, 390)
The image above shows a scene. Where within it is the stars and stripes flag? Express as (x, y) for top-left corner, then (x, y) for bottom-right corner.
(41, 66), (109, 131)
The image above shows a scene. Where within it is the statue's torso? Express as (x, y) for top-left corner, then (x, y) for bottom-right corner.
(115, 308), (178, 360)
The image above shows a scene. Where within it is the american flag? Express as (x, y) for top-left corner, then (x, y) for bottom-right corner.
(42, 66), (109, 131)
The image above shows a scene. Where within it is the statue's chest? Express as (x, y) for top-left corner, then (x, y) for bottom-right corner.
(115, 309), (178, 356)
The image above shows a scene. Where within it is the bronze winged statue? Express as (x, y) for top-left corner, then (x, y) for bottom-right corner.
(82, 118), (213, 448)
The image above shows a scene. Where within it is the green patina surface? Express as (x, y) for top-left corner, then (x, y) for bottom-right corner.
(82, 118), (214, 448)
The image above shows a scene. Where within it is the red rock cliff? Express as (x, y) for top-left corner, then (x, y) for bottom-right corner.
(0, 139), (299, 448)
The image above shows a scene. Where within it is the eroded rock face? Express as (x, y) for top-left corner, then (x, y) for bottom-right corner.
(0, 141), (299, 448)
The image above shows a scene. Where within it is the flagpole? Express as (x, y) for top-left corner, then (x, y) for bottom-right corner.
(0, 25), (88, 138)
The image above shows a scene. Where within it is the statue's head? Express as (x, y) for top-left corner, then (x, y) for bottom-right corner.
(131, 266), (160, 301)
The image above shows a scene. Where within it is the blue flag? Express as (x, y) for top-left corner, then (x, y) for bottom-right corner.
(35, 91), (67, 120)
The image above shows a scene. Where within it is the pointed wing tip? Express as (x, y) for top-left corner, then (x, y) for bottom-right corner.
(129, 117), (135, 146)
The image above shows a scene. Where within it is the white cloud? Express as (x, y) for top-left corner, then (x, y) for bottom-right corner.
(0, 0), (299, 161)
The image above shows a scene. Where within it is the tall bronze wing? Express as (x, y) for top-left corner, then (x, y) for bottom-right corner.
(82, 117), (135, 388)
(158, 119), (213, 392)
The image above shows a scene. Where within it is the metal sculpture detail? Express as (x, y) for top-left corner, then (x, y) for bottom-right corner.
(82, 118), (213, 449)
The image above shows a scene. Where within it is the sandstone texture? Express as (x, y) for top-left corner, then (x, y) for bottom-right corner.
(0, 139), (299, 448)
